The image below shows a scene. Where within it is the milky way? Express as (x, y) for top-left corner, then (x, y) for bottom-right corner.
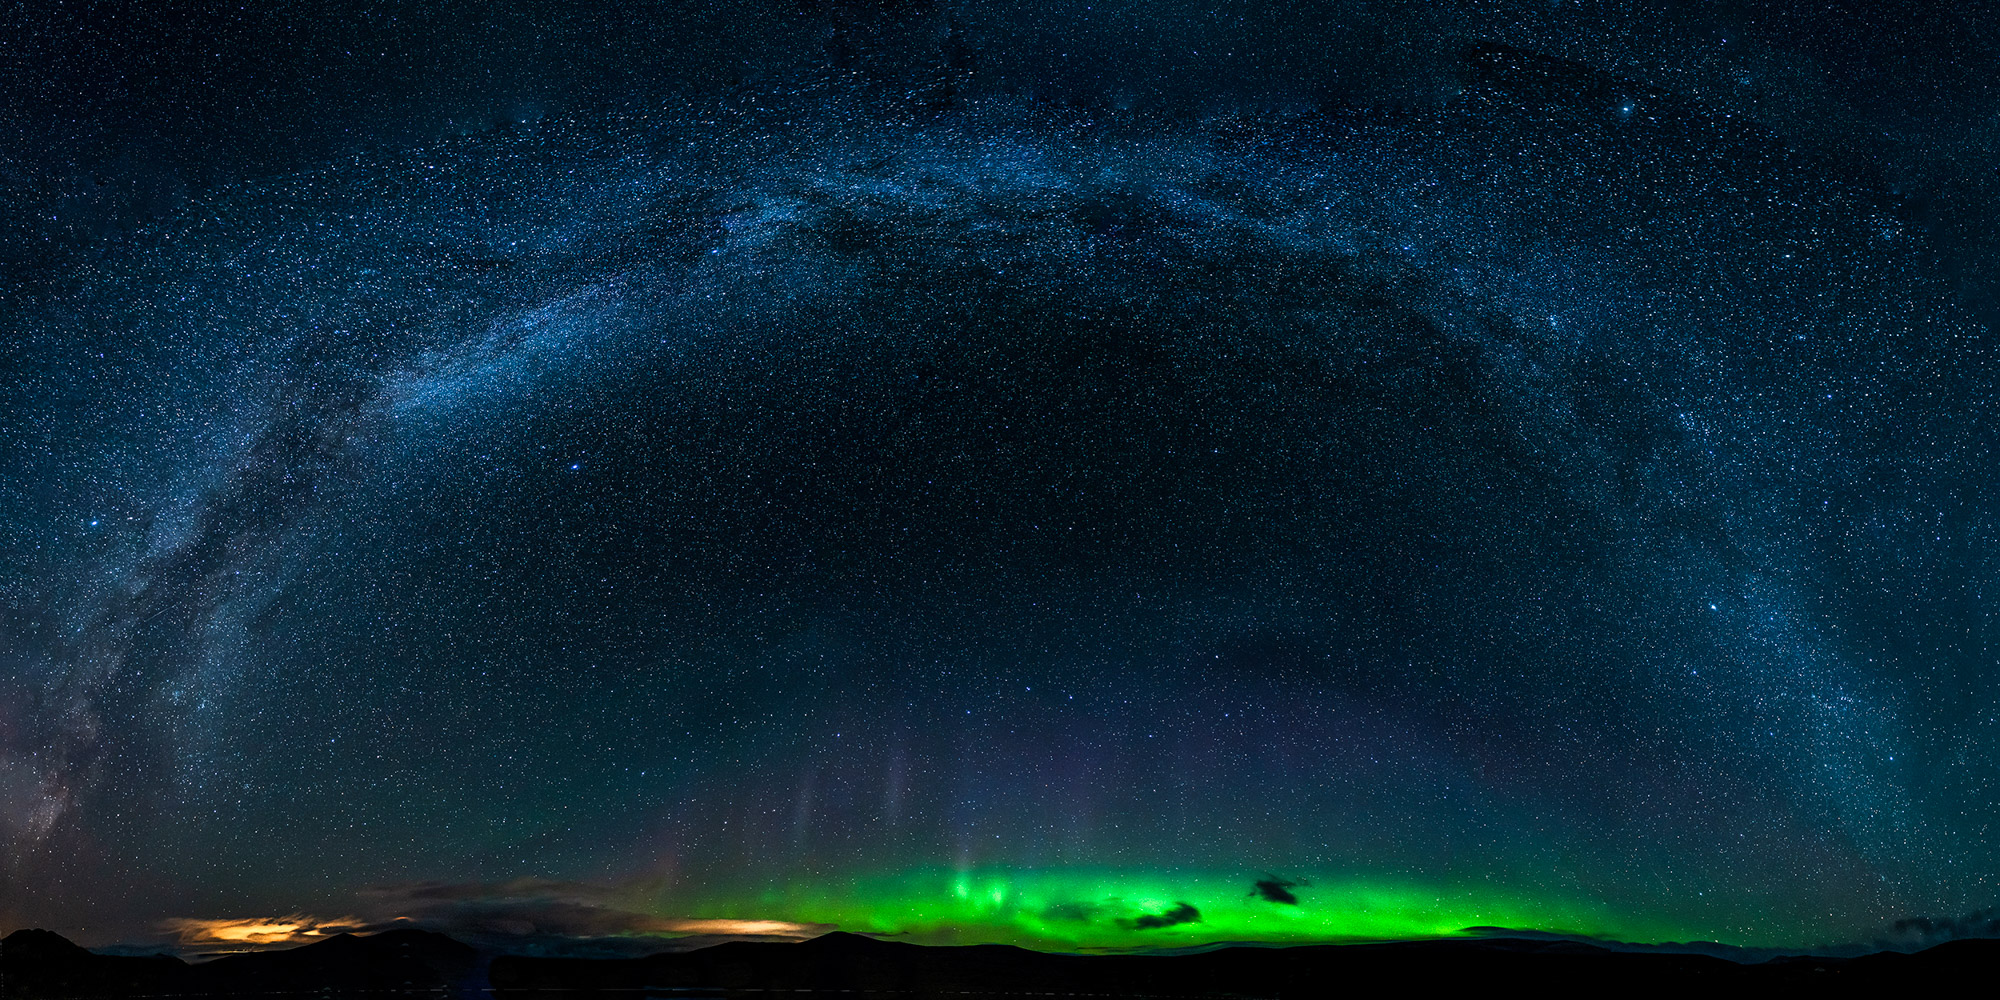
(5, 4), (2000, 953)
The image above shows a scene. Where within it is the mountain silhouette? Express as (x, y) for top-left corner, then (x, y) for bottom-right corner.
(0, 928), (186, 997)
(11, 926), (2000, 996)
(488, 929), (2000, 994)
(1, 927), (477, 997)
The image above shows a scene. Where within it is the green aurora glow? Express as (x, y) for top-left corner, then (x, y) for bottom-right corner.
(708, 869), (1732, 950)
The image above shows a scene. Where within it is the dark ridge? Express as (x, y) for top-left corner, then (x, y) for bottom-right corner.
(0, 927), (477, 998)
(487, 930), (2000, 995)
(12, 927), (2000, 996)
(1, 929), (186, 997)
(182, 928), (478, 993)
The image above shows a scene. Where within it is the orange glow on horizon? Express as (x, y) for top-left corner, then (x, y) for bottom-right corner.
(161, 915), (365, 948)
(157, 912), (824, 950)
(657, 918), (822, 937)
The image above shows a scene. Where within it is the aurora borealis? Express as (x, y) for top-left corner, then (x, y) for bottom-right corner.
(8, 1), (2000, 958)
(706, 869), (1716, 950)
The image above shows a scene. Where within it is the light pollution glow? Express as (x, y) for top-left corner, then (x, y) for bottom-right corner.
(158, 914), (826, 951)
(659, 918), (826, 938)
(161, 915), (365, 948)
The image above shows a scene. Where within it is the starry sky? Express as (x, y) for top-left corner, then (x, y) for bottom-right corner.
(7, 0), (2000, 956)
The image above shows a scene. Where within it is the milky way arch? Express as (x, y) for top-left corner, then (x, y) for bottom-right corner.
(3, 51), (1993, 947)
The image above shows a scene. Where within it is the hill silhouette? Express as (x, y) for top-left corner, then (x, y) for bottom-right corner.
(1, 927), (477, 997)
(9, 926), (2000, 996)
(487, 929), (2000, 995)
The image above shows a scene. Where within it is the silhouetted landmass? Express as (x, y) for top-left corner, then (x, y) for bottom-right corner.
(0, 929), (186, 997)
(9, 926), (2000, 997)
(1, 927), (477, 997)
(488, 931), (2000, 995)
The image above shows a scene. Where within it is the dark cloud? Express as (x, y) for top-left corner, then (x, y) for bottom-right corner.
(359, 878), (665, 940)
(1041, 901), (1104, 924)
(344, 880), (832, 956)
(1126, 903), (1201, 931)
(1250, 875), (1308, 906)
(1883, 910), (2000, 950)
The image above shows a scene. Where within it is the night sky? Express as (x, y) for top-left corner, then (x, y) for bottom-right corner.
(7, 1), (2000, 956)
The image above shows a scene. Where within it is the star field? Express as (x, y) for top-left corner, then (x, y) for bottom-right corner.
(6, 1), (2000, 955)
